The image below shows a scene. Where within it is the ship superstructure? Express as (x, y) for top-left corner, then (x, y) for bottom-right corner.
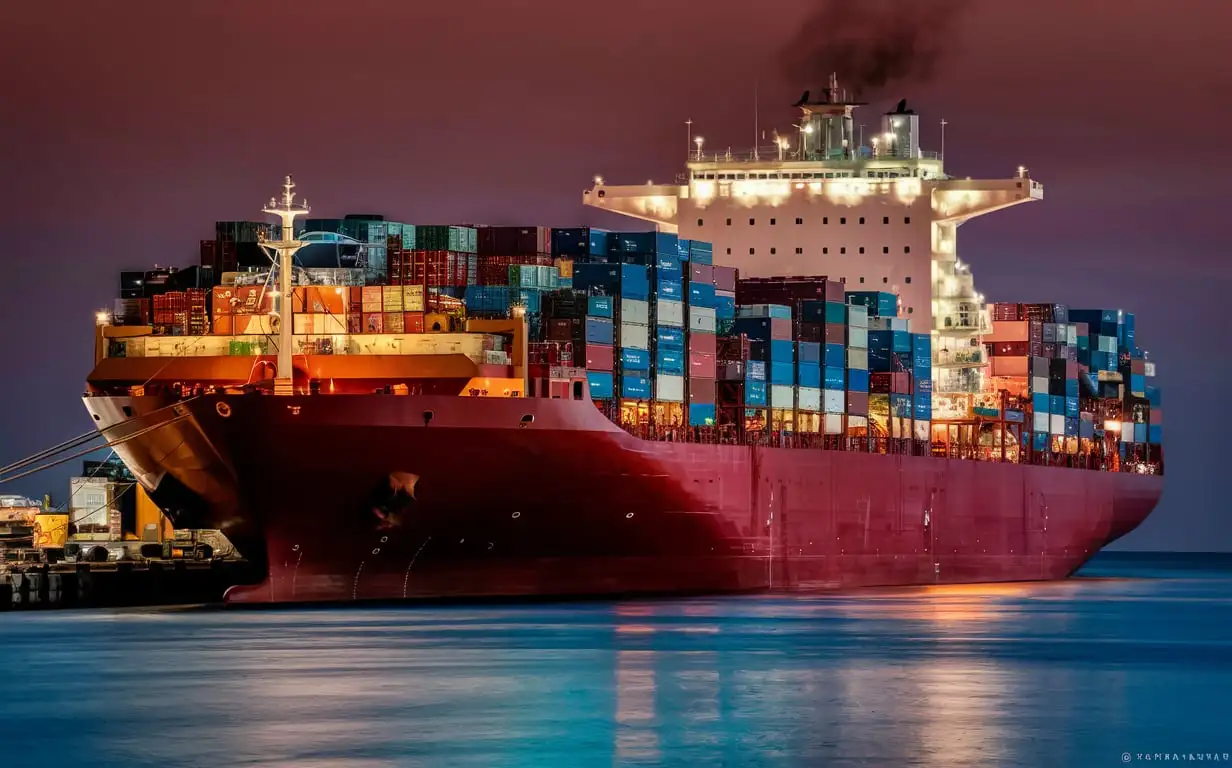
(585, 75), (1041, 396)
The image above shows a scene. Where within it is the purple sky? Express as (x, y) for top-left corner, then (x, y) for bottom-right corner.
(1, 1), (1227, 549)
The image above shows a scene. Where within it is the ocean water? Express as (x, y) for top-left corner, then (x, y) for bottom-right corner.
(0, 552), (1229, 767)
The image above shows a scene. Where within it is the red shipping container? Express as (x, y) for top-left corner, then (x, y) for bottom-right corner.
(688, 331), (717, 356)
(200, 240), (218, 270)
(404, 312), (425, 333)
(349, 287), (364, 305)
(737, 277), (843, 305)
(212, 285), (272, 316)
(718, 335), (750, 361)
(690, 263), (714, 285)
(688, 377), (717, 404)
(712, 266), (737, 293)
(1066, 359), (1080, 378)
(1042, 343), (1058, 359)
(846, 391), (870, 415)
(796, 323), (823, 343)
(989, 340), (1029, 357)
(1028, 320), (1044, 342)
(689, 351), (717, 379)
(893, 372), (913, 394)
(547, 318), (580, 342)
(347, 312), (363, 334)
(585, 343), (614, 371)
(770, 318), (793, 339)
(363, 313), (384, 333)
(1074, 322), (1089, 337)
(824, 323), (846, 344)
(991, 303), (1024, 322)
(870, 372), (912, 394)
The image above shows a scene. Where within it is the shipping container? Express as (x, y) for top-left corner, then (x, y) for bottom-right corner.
(689, 306), (717, 334)
(737, 304), (792, 320)
(620, 298), (650, 325)
(845, 291), (897, 317)
(585, 317), (615, 345)
(847, 368), (870, 392)
(658, 347), (686, 375)
(621, 347), (651, 371)
(847, 347), (869, 370)
(744, 379), (768, 406)
(657, 299), (685, 327)
(689, 377), (717, 404)
(620, 323), (650, 351)
(846, 391), (870, 415)
(847, 327), (869, 349)
(746, 360), (767, 381)
(587, 371), (614, 399)
(768, 384), (795, 409)
(689, 403), (717, 426)
(819, 366), (841, 390)
(823, 389), (845, 414)
(658, 326), (685, 349)
(586, 344), (615, 371)
(621, 375), (652, 399)
(655, 374), (685, 402)
(551, 227), (609, 258)
(797, 387), (822, 412)
(769, 361), (795, 385)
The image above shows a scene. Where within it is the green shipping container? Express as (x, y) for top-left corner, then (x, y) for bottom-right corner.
(824, 301), (847, 324)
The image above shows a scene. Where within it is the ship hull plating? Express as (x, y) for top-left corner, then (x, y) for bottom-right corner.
(85, 393), (1163, 605)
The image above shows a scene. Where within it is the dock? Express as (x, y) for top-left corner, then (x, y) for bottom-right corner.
(0, 558), (252, 610)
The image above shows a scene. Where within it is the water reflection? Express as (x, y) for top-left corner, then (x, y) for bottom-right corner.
(0, 554), (1228, 767)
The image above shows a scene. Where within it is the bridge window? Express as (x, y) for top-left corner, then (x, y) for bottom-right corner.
(697, 218), (703, 226)
(574, 381), (584, 400)
(859, 217), (865, 224)
(883, 277), (889, 284)
(726, 247), (731, 254)
(905, 276), (912, 284)
(859, 277), (865, 283)
(823, 217), (829, 225)
(795, 217), (802, 225)
(905, 217), (911, 224)
(840, 217), (847, 224)
(904, 246), (911, 253)
(883, 246), (890, 254)
(770, 218), (776, 225)
(749, 248), (755, 255)
(883, 216), (890, 224)
(795, 247), (803, 254)
(749, 218), (755, 225)
(840, 247), (847, 254)
(858, 247), (865, 254)
(726, 218), (732, 226)
(770, 247), (776, 255)
(823, 247), (829, 254)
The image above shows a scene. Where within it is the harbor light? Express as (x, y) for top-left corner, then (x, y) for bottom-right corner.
(694, 136), (704, 160)
(1104, 420), (1122, 433)
(594, 175), (604, 186)
(95, 310), (111, 326)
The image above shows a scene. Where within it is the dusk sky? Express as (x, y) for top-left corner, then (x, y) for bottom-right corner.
(1, 1), (1227, 550)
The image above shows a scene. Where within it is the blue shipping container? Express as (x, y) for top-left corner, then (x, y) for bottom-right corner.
(1149, 424), (1162, 444)
(821, 366), (843, 390)
(847, 368), (870, 392)
(1032, 392), (1050, 413)
(587, 371), (614, 399)
(824, 343), (846, 369)
(1065, 378), (1079, 398)
(1146, 385), (1162, 407)
(890, 394), (912, 418)
(657, 348), (685, 374)
(1130, 373), (1146, 393)
(1050, 395), (1065, 415)
(1065, 396), (1079, 418)
(657, 279), (683, 301)
(610, 231), (678, 256)
(621, 348), (650, 371)
(798, 341), (821, 364)
(621, 375), (652, 399)
(585, 317), (614, 345)
(1033, 432), (1049, 452)
(588, 296), (613, 318)
(689, 403), (717, 426)
(1065, 418), (1079, 437)
(915, 377), (932, 394)
(689, 282), (716, 308)
(769, 361), (795, 385)
(868, 347), (894, 373)
(551, 227), (609, 257)
(914, 393), (932, 421)
(911, 333), (931, 356)
(770, 339), (795, 362)
(713, 293), (736, 320)
(732, 317), (774, 341)
(797, 364), (821, 389)
(744, 380), (767, 406)
(746, 360), (767, 380)
(657, 327), (685, 349)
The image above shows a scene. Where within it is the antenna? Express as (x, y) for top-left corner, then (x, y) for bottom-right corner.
(753, 81), (760, 161)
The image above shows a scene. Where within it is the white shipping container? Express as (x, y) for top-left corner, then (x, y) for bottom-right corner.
(655, 374), (685, 402)
(1098, 335), (1117, 353)
(847, 327), (869, 349)
(1144, 361), (1156, 377)
(293, 314), (347, 335)
(403, 285), (425, 312)
(1065, 324), (1077, 346)
(398, 333), (500, 364)
(823, 389), (844, 414)
(847, 348), (869, 370)
(769, 384), (795, 408)
(620, 323), (650, 351)
(868, 317), (909, 332)
(913, 420), (931, 441)
(848, 415), (868, 431)
(797, 387), (822, 412)
(620, 298), (650, 326)
(1033, 412), (1050, 433)
(1050, 413), (1065, 435)
(824, 413), (844, 434)
(847, 305), (868, 329)
(657, 299), (684, 327)
(689, 306), (717, 333)
(1030, 376), (1049, 394)
(382, 285), (404, 312)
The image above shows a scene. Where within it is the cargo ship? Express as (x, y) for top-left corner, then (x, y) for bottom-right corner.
(84, 80), (1162, 604)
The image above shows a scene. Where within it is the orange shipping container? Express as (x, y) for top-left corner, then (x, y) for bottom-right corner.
(404, 312), (425, 333)
(985, 320), (1029, 343)
(293, 286), (347, 315)
(212, 285), (273, 316)
(212, 314), (235, 335)
(385, 311), (405, 333)
(424, 313), (449, 332)
(554, 258), (574, 278)
(361, 286), (383, 313)
(990, 356), (1030, 378)
(349, 286), (363, 305)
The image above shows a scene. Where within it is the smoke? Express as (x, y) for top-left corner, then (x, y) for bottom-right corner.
(783, 0), (971, 98)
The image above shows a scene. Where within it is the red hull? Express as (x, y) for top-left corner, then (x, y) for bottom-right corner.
(84, 393), (1163, 604)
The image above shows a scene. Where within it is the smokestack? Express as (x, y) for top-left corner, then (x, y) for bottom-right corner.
(782, 0), (970, 98)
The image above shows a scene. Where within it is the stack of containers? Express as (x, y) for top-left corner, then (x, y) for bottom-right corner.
(550, 227), (609, 266)
(799, 295), (850, 433)
(846, 304), (870, 431)
(796, 340), (823, 424)
(1146, 370), (1161, 447)
(582, 295), (615, 400)
(734, 305), (794, 424)
(911, 333), (932, 440)
(987, 303), (1084, 454)
(653, 250), (686, 404)
(863, 294), (912, 438)
(574, 262), (651, 403)
(716, 334), (766, 415)
(686, 253), (719, 426)
(713, 266), (737, 336)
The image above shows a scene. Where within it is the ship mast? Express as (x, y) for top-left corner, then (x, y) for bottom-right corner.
(262, 176), (310, 395)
